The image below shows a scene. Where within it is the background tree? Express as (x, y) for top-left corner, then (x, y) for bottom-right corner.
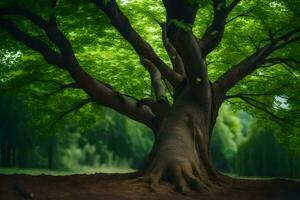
(235, 121), (300, 178)
(0, 0), (299, 192)
(210, 105), (246, 172)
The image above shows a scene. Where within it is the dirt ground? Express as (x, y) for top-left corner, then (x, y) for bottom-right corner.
(0, 173), (299, 200)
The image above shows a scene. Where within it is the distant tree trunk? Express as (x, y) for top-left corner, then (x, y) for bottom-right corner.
(0, 144), (4, 166)
(18, 149), (28, 168)
(12, 146), (16, 167)
(6, 143), (11, 167)
(18, 154), (22, 168)
(2, 143), (7, 166)
(48, 144), (54, 169)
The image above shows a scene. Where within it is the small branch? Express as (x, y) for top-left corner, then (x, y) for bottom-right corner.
(226, 95), (283, 122)
(199, 0), (242, 57)
(227, 0), (242, 12)
(50, 98), (92, 126)
(246, 35), (261, 52)
(34, 79), (80, 89)
(226, 8), (254, 24)
(264, 57), (300, 70)
(275, 35), (300, 50)
(226, 92), (274, 98)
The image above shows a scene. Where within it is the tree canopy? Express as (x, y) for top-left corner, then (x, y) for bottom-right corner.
(0, 0), (299, 148)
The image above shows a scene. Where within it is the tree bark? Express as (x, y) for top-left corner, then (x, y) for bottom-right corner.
(141, 89), (222, 192)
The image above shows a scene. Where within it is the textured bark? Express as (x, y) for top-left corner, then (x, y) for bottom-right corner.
(140, 89), (223, 192)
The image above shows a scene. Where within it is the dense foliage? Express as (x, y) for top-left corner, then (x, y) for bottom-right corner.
(235, 122), (300, 178)
(0, 0), (299, 142)
(0, 95), (153, 170)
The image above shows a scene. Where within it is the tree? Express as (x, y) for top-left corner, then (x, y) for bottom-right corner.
(235, 122), (300, 178)
(210, 105), (246, 172)
(0, 0), (299, 192)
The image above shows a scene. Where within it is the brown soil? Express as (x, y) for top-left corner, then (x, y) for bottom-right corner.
(0, 173), (299, 200)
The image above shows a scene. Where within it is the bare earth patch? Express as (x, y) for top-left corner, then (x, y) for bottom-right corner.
(0, 173), (299, 200)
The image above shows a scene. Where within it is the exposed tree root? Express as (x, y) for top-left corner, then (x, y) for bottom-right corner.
(134, 158), (227, 194)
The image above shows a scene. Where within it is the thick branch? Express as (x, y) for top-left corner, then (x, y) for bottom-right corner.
(139, 57), (170, 121)
(215, 27), (300, 96)
(199, 0), (241, 57)
(140, 57), (165, 100)
(0, 18), (63, 68)
(227, 0), (242, 12)
(174, 30), (211, 102)
(157, 21), (185, 75)
(162, 0), (212, 101)
(0, 7), (50, 29)
(162, 0), (198, 41)
(0, 8), (156, 129)
(91, 0), (182, 88)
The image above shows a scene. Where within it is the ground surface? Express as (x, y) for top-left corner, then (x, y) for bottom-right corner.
(0, 173), (299, 200)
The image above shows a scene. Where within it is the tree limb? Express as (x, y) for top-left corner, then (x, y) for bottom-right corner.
(0, 7), (156, 129)
(227, 0), (242, 12)
(0, 18), (63, 68)
(173, 30), (210, 100)
(215, 27), (300, 96)
(156, 20), (185, 76)
(91, 0), (182, 88)
(199, 0), (241, 57)
(140, 57), (166, 100)
(162, 0), (211, 101)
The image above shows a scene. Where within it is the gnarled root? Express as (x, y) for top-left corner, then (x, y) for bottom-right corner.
(136, 157), (223, 194)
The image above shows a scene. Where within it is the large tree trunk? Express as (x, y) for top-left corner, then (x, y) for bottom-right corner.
(141, 89), (222, 192)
